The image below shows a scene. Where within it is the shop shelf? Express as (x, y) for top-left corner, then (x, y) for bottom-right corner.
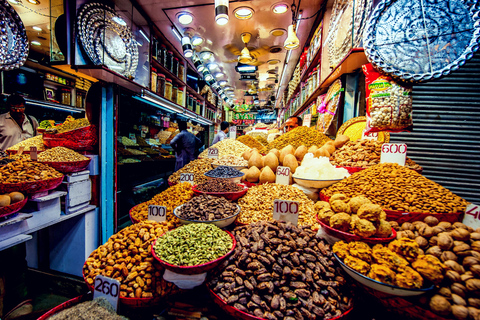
(185, 85), (205, 102)
(152, 58), (187, 88)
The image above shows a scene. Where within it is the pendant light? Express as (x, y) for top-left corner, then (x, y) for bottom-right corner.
(203, 69), (213, 81)
(193, 55), (205, 72)
(238, 47), (253, 64)
(284, 1), (300, 50)
(181, 36), (193, 58)
(215, 0), (229, 25)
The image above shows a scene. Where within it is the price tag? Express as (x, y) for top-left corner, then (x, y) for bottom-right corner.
(273, 199), (299, 226)
(463, 203), (480, 229)
(229, 126), (237, 139)
(17, 146), (24, 155)
(380, 143), (407, 166)
(128, 133), (137, 144)
(361, 128), (378, 140)
(93, 275), (120, 311)
(148, 205), (167, 222)
(275, 166), (291, 185)
(208, 147), (219, 159)
(30, 146), (37, 161)
(140, 131), (146, 138)
(303, 114), (312, 127)
(180, 173), (194, 185)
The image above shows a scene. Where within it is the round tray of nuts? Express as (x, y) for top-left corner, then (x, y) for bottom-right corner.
(40, 159), (91, 174)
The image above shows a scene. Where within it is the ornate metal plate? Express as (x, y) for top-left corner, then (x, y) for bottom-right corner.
(0, 0), (29, 71)
(77, 2), (138, 78)
(364, 0), (480, 82)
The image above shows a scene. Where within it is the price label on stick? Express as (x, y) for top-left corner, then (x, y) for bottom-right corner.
(30, 146), (37, 161)
(303, 114), (312, 128)
(94, 275), (120, 311)
(180, 173), (194, 185)
(463, 203), (480, 229)
(275, 166), (290, 185)
(17, 146), (24, 156)
(361, 128), (378, 140)
(229, 126), (237, 139)
(128, 133), (136, 144)
(380, 143), (407, 166)
(273, 199), (299, 226)
(208, 147), (219, 159)
(148, 205), (167, 222)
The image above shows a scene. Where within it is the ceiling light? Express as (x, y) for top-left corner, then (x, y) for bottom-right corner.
(272, 3), (288, 14)
(8, 0), (21, 4)
(32, 26), (42, 32)
(235, 63), (257, 73)
(31, 41), (41, 46)
(112, 16), (127, 26)
(194, 58), (205, 72)
(199, 50), (214, 61)
(234, 7), (254, 20)
(215, 72), (224, 78)
(219, 80), (227, 86)
(284, 24), (300, 50)
(270, 28), (286, 37)
(207, 62), (218, 71)
(267, 76), (276, 81)
(191, 36), (204, 46)
(181, 36), (193, 58)
(171, 27), (182, 41)
(27, 0), (39, 4)
(238, 47), (252, 64)
(177, 11), (193, 25)
(139, 29), (150, 42)
(215, 0), (229, 25)
(203, 69), (213, 81)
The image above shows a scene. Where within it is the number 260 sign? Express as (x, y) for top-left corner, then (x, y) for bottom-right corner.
(94, 275), (120, 311)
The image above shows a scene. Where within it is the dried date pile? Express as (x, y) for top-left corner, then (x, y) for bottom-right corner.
(209, 221), (353, 320)
(196, 178), (243, 193)
(176, 194), (238, 221)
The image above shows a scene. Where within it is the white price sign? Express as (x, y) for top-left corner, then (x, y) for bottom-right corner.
(303, 114), (312, 128)
(17, 146), (24, 155)
(273, 199), (299, 226)
(180, 173), (194, 185)
(30, 146), (37, 161)
(463, 203), (480, 229)
(361, 128), (378, 140)
(380, 143), (407, 166)
(229, 126), (237, 139)
(275, 166), (291, 185)
(94, 275), (120, 311)
(208, 147), (219, 159)
(128, 133), (136, 144)
(148, 205), (167, 222)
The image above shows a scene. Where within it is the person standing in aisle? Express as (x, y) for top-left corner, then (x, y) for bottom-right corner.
(212, 121), (229, 144)
(170, 120), (202, 171)
(284, 116), (302, 132)
(0, 94), (38, 151)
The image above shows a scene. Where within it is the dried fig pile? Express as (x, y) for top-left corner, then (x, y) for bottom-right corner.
(209, 221), (353, 320)
(390, 217), (480, 318)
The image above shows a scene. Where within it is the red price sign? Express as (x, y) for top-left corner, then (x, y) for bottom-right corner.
(273, 199), (299, 226)
(380, 143), (407, 166)
(361, 128), (378, 140)
(30, 146), (37, 161)
(148, 205), (167, 222)
(208, 147), (219, 159)
(180, 173), (194, 185)
(275, 166), (290, 185)
(463, 203), (480, 229)
(94, 275), (120, 311)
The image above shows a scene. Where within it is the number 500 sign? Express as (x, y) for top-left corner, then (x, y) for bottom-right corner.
(380, 143), (407, 166)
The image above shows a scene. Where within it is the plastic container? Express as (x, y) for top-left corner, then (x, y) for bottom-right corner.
(172, 85), (178, 104)
(166, 51), (173, 73)
(157, 73), (165, 96)
(165, 78), (173, 101)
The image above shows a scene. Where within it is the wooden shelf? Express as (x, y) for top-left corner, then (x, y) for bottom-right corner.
(293, 48), (368, 117)
(186, 86), (205, 102)
(152, 58), (187, 88)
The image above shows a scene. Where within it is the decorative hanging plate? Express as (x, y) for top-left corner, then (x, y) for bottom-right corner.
(337, 116), (390, 142)
(0, 0), (29, 71)
(77, 2), (138, 78)
(364, 0), (480, 82)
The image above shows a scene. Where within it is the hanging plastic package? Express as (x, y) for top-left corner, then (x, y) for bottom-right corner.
(163, 269), (207, 289)
(363, 63), (413, 134)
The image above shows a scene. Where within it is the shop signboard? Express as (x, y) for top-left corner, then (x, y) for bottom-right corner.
(148, 205), (167, 222)
(232, 112), (256, 126)
(273, 199), (299, 226)
(94, 275), (120, 311)
(380, 143), (407, 166)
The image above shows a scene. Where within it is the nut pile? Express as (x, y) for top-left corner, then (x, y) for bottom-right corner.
(205, 166), (244, 178)
(209, 221), (353, 320)
(168, 158), (213, 185)
(47, 118), (90, 133)
(196, 179), (243, 193)
(199, 139), (251, 158)
(6, 135), (45, 152)
(321, 163), (467, 214)
(83, 220), (181, 299)
(120, 136), (139, 147)
(47, 298), (126, 320)
(212, 155), (248, 167)
(238, 184), (317, 228)
(333, 239), (444, 289)
(237, 135), (267, 154)
(267, 127), (331, 152)
(129, 182), (194, 223)
(38, 147), (89, 162)
(176, 194), (238, 221)
(0, 159), (63, 183)
(389, 218), (480, 318)
(153, 224), (233, 266)
(316, 194), (392, 238)
(125, 148), (146, 155)
(329, 140), (422, 171)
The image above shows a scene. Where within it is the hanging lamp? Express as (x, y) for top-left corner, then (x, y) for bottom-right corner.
(181, 36), (193, 58)
(284, 1), (300, 50)
(215, 0), (229, 25)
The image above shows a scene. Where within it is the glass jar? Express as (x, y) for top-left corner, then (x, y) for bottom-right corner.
(178, 62), (185, 82)
(76, 91), (84, 108)
(196, 100), (201, 114)
(151, 68), (157, 92)
(187, 94), (193, 110)
(166, 51), (173, 73)
(165, 78), (173, 101)
(61, 88), (71, 105)
(160, 45), (167, 67)
(172, 85), (178, 103)
(157, 73), (166, 96)
(312, 68), (318, 90)
(177, 88), (184, 106)
(152, 38), (158, 60)
(173, 57), (179, 78)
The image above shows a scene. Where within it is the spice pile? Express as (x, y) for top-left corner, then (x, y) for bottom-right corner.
(267, 127), (331, 151)
(168, 159), (213, 185)
(0, 159), (63, 183)
(120, 136), (139, 147)
(38, 147), (89, 162)
(176, 194), (238, 221)
(212, 155), (248, 167)
(237, 135), (267, 154)
(321, 163), (467, 214)
(196, 179), (243, 193)
(153, 224), (233, 266)
(210, 221), (353, 319)
(199, 139), (251, 158)
(205, 166), (244, 178)
(129, 182), (194, 224)
(83, 221), (181, 299)
(46, 118), (90, 134)
(6, 135), (45, 152)
(238, 184), (317, 228)
(47, 298), (127, 320)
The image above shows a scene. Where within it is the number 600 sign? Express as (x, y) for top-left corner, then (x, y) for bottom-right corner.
(94, 275), (120, 311)
(380, 143), (407, 166)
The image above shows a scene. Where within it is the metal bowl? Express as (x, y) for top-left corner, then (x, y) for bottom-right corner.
(292, 176), (344, 189)
(173, 204), (240, 228)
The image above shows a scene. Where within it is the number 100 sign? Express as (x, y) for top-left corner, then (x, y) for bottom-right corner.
(273, 199), (299, 226)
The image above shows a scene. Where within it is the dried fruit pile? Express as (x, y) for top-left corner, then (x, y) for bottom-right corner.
(209, 221), (353, 320)
(0, 159), (63, 183)
(199, 139), (251, 158)
(168, 158), (213, 185)
(237, 135), (267, 154)
(267, 127), (331, 152)
(176, 194), (238, 221)
(6, 135), (45, 152)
